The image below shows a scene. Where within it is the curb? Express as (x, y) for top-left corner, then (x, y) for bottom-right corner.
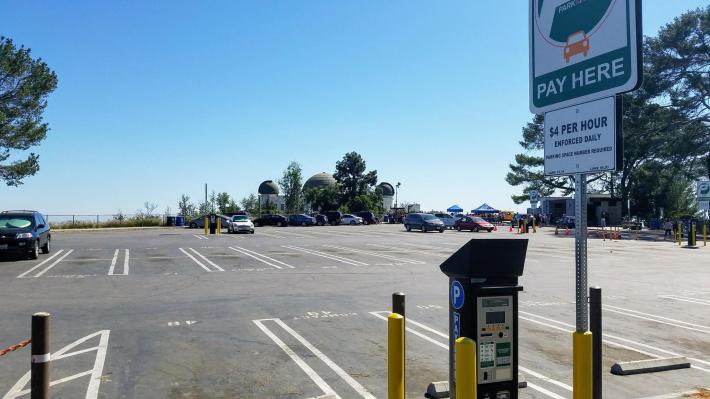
(611, 356), (690, 376)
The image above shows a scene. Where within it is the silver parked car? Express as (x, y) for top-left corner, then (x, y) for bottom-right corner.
(228, 214), (255, 234)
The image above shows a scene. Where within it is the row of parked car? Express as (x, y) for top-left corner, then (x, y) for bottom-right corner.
(403, 213), (496, 233)
(187, 211), (381, 232)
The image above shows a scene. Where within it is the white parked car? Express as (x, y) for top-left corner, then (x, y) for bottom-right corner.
(228, 215), (255, 234)
(341, 214), (363, 225)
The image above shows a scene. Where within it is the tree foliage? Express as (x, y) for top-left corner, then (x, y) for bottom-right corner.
(303, 185), (341, 212)
(279, 161), (304, 214)
(334, 152), (378, 203)
(0, 37), (58, 186)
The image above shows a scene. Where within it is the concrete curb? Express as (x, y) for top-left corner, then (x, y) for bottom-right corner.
(611, 356), (690, 376)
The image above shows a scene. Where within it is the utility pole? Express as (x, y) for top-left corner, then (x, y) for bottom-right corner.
(395, 182), (401, 208)
(205, 184), (208, 211)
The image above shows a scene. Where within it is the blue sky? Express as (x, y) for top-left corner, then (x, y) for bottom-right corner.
(1, 1), (706, 215)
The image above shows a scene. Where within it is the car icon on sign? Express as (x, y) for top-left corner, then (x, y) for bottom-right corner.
(564, 31), (589, 63)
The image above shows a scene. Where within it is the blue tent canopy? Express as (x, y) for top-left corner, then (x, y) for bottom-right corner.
(447, 204), (463, 213)
(472, 203), (499, 213)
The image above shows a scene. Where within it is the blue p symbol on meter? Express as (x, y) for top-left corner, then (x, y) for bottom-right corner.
(451, 280), (464, 310)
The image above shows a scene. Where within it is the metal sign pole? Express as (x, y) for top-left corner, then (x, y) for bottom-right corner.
(574, 173), (588, 331)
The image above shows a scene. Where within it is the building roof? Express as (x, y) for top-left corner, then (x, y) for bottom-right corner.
(378, 182), (395, 196)
(258, 180), (279, 195)
(303, 172), (337, 190)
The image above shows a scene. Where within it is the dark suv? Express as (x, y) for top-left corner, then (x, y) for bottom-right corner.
(253, 214), (288, 227)
(0, 210), (51, 259)
(324, 211), (342, 226)
(354, 211), (378, 225)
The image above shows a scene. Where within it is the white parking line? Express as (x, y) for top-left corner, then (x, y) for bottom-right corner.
(32, 250), (74, 278)
(3, 330), (110, 399)
(368, 311), (570, 398)
(123, 249), (130, 275)
(187, 248), (225, 272)
(366, 243), (447, 258)
(253, 319), (341, 399)
(107, 249), (119, 275)
(283, 245), (368, 266)
(255, 318), (376, 399)
(178, 248), (212, 272)
(193, 234), (208, 240)
(230, 246), (295, 269)
(324, 245), (424, 264)
(603, 304), (710, 335)
(17, 250), (65, 278)
(660, 295), (710, 306)
(519, 310), (710, 373)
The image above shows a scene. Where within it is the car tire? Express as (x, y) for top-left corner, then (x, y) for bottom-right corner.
(350, 221), (356, 225)
(487, 229), (493, 233)
(474, 226), (480, 232)
(405, 224), (411, 232)
(363, 220), (369, 225)
(41, 238), (50, 254)
(276, 222), (282, 227)
(420, 225), (426, 232)
(456, 225), (461, 231)
(29, 241), (39, 260)
(301, 222), (306, 226)
(250, 230), (255, 234)
(189, 222), (197, 228)
(439, 228), (444, 233)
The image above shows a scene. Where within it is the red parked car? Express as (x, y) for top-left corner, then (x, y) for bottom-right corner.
(455, 216), (494, 232)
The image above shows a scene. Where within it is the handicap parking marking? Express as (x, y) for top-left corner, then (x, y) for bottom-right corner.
(16, 249), (74, 278)
(367, 311), (572, 399)
(253, 318), (376, 399)
(3, 330), (110, 399)
(323, 245), (425, 265)
(228, 246), (295, 269)
(282, 245), (368, 266)
(177, 247), (224, 272)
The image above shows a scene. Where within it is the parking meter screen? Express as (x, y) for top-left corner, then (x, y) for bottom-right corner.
(486, 311), (506, 324)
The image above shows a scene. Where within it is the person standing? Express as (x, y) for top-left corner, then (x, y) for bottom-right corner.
(664, 219), (674, 240)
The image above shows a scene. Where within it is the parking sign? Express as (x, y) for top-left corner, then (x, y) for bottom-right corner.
(450, 281), (464, 310)
(530, 0), (642, 113)
(698, 181), (710, 201)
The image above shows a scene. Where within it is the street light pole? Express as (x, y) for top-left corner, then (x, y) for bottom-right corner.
(396, 182), (401, 208)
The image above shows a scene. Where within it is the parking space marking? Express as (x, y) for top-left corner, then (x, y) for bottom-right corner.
(283, 245), (368, 266)
(187, 248), (225, 272)
(107, 249), (129, 276)
(519, 310), (710, 373)
(399, 242), (456, 253)
(253, 319), (341, 399)
(368, 311), (571, 398)
(193, 234), (208, 240)
(323, 245), (425, 264)
(255, 318), (377, 399)
(229, 246), (295, 269)
(178, 248), (214, 272)
(18, 249), (74, 278)
(3, 330), (110, 399)
(16, 250), (65, 278)
(603, 304), (710, 335)
(366, 243), (447, 258)
(659, 295), (710, 306)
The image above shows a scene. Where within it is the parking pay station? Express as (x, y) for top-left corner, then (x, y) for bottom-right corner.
(440, 239), (528, 399)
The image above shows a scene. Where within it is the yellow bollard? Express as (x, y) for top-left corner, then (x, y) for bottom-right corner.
(455, 337), (476, 399)
(573, 331), (593, 399)
(678, 223), (682, 247)
(216, 217), (221, 235)
(204, 217), (209, 236)
(388, 313), (404, 399)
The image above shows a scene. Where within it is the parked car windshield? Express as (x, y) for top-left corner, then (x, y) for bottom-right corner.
(232, 215), (249, 221)
(472, 217), (486, 223)
(0, 215), (33, 229)
(421, 214), (437, 220)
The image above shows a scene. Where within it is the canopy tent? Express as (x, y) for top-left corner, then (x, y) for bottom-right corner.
(471, 203), (499, 213)
(447, 204), (463, 213)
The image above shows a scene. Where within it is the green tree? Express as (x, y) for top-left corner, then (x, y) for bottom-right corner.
(240, 194), (260, 216)
(178, 194), (196, 217)
(216, 192), (231, 214)
(646, 6), (710, 178)
(279, 161), (304, 213)
(303, 185), (341, 212)
(0, 37), (58, 186)
(334, 151), (378, 205)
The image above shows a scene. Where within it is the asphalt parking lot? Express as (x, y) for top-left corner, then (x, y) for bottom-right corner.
(0, 224), (708, 399)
